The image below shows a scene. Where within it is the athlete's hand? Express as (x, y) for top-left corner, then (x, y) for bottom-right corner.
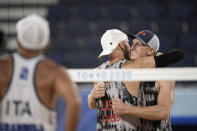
(112, 98), (127, 115)
(90, 82), (105, 99)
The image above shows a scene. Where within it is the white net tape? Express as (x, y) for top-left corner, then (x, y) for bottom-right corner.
(68, 67), (197, 82)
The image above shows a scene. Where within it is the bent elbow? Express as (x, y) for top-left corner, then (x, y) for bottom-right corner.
(160, 112), (170, 120)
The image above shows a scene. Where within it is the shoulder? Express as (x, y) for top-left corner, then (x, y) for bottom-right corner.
(38, 58), (67, 77)
(39, 58), (59, 68)
(39, 58), (64, 71)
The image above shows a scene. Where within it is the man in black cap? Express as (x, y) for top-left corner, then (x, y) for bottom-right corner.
(112, 30), (176, 131)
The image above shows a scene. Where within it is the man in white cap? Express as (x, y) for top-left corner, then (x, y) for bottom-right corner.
(88, 29), (184, 130)
(0, 14), (81, 131)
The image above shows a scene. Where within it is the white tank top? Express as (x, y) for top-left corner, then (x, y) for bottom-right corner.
(0, 53), (57, 131)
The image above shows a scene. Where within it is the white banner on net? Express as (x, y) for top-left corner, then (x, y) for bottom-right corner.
(67, 67), (197, 82)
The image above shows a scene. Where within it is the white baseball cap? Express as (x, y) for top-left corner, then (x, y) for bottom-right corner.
(16, 14), (50, 50)
(98, 29), (128, 58)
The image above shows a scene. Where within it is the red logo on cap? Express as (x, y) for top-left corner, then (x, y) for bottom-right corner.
(138, 31), (146, 36)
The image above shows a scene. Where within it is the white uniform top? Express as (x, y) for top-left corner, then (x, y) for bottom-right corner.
(0, 53), (57, 131)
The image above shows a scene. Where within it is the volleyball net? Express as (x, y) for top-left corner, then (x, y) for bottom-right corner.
(66, 67), (197, 127)
(68, 67), (197, 82)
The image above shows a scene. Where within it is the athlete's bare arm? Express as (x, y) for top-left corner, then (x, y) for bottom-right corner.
(123, 56), (156, 68)
(124, 49), (185, 69)
(37, 59), (81, 131)
(112, 81), (175, 120)
(88, 82), (105, 109)
(54, 66), (81, 131)
(0, 56), (12, 100)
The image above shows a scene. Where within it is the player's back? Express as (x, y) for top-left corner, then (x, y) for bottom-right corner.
(0, 53), (61, 131)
